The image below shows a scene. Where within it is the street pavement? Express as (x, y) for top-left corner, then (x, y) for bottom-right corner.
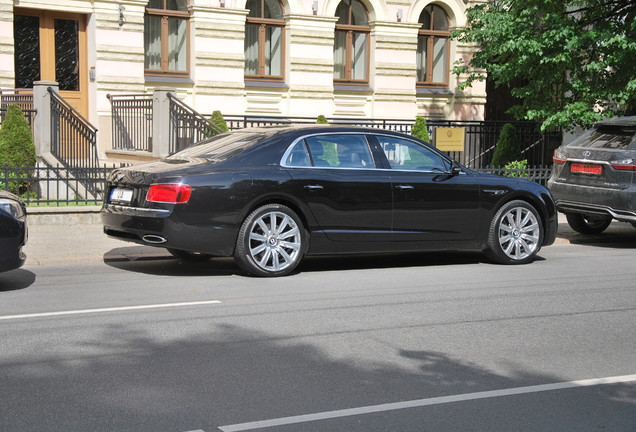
(22, 213), (636, 267)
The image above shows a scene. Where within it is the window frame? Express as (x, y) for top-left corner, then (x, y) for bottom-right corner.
(417, 4), (451, 89)
(144, 0), (191, 77)
(334, 0), (371, 85)
(245, 0), (286, 81)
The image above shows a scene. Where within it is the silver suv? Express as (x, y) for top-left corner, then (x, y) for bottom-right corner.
(548, 116), (636, 234)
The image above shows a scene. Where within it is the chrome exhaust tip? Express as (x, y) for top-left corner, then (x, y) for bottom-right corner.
(142, 234), (167, 244)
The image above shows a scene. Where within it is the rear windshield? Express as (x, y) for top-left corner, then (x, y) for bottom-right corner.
(574, 125), (636, 150)
(167, 132), (266, 162)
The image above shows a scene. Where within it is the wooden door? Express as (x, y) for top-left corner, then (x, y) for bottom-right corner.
(14, 9), (88, 117)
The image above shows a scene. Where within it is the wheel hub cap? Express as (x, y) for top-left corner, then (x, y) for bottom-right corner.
(498, 207), (540, 261)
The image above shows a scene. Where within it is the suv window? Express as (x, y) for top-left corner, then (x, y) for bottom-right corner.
(575, 126), (636, 150)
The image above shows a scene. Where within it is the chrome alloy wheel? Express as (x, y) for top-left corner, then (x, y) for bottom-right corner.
(248, 211), (302, 272)
(497, 206), (541, 261)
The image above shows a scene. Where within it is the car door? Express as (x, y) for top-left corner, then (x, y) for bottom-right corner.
(372, 134), (481, 241)
(282, 133), (393, 242)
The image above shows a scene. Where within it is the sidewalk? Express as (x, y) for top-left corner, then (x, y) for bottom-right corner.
(21, 208), (635, 267)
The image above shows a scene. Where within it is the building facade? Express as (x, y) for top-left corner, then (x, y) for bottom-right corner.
(0, 0), (486, 155)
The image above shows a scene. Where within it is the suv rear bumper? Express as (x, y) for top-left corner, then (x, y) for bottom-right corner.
(555, 199), (636, 223)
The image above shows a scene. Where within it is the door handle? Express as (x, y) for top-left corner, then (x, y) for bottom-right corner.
(395, 184), (414, 190)
(304, 185), (324, 191)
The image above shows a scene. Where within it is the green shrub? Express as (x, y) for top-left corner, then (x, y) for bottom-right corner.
(209, 110), (229, 132)
(0, 105), (36, 194)
(316, 115), (329, 124)
(504, 159), (528, 178)
(491, 123), (522, 167)
(411, 116), (431, 143)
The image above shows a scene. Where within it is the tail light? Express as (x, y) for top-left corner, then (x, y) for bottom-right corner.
(146, 183), (192, 203)
(553, 149), (566, 164)
(610, 159), (636, 171)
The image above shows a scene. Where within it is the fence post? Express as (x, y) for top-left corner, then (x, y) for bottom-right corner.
(32, 81), (59, 157)
(152, 88), (175, 158)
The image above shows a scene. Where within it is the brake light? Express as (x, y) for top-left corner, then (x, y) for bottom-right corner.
(610, 159), (636, 171)
(553, 149), (566, 164)
(146, 184), (191, 203)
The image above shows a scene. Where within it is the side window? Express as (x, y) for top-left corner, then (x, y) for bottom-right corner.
(305, 135), (374, 168)
(377, 136), (447, 172)
(284, 141), (311, 167)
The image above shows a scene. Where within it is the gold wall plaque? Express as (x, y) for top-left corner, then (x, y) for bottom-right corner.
(435, 127), (465, 151)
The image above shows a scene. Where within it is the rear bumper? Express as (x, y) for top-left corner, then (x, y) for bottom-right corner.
(555, 199), (636, 223)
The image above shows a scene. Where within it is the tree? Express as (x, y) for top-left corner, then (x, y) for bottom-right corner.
(209, 110), (229, 132)
(316, 115), (329, 124)
(452, 0), (636, 130)
(411, 116), (431, 142)
(490, 123), (522, 167)
(0, 105), (36, 194)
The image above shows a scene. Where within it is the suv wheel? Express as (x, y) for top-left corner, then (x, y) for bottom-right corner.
(565, 213), (611, 234)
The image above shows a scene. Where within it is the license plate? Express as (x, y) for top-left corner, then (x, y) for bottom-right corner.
(110, 187), (133, 203)
(571, 163), (602, 175)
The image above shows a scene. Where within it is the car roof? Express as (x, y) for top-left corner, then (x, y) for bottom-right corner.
(595, 116), (636, 128)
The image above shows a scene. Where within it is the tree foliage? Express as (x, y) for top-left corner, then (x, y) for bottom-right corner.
(452, 0), (636, 130)
(491, 123), (522, 167)
(209, 110), (229, 132)
(411, 116), (431, 142)
(0, 105), (36, 194)
(316, 115), (329, 124)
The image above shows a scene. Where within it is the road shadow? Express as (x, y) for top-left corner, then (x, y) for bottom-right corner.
(557, 221), (636, 249)
(0, 323), (633, 431)
(0, 268), (36, 292)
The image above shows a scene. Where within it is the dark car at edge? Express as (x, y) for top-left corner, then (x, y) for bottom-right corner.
(548, 116), (636, 234)
(102, 125), (557, 276)
(0, 190), (28, 273)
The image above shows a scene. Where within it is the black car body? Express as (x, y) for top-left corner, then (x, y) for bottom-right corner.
(102, 126), (557, 276)
(0, 190), (27, 272)
(548, 116), (636, 234)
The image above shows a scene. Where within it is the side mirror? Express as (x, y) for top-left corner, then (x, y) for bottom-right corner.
(451, 163), (462, 176)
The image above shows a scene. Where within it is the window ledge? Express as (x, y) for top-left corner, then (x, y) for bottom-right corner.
(145, 75), (194, 85)
(334, 84), (373, 93)
(416, 87), (454, 96)
(245, 80), (289, 89)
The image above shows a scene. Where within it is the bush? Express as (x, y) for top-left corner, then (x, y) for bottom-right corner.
(316, 115), (329, 124)
(490, 123), (522, 167)
(0, 105), (36, 194)
(209, 110), (229, 132)
(411, 116), (430, 143)
(504, 159), (528, 178)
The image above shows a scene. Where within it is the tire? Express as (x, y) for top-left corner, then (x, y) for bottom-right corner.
(234, 204), (308, 277)
(484, 200), (544, 265)
(565, 213), (611, 234)
(167, 248), (213, 262)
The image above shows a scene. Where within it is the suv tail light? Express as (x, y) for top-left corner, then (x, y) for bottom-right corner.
(146, 184), (192, 203)
(609, 159), (636, 171)
(553, 149), (566, 165)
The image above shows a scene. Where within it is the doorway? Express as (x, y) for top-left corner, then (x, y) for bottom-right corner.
(13, 9), (88, 117)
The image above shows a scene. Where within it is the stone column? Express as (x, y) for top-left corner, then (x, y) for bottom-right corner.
(32, 81), (59, 157)
(152, 88), (175, 158)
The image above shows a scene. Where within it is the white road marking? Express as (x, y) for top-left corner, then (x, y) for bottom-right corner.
(218, 374), (636, 431)
(0, 300), (222, 321)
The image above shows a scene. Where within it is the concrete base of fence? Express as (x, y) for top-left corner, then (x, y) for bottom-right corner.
(26, 206), (102, 225)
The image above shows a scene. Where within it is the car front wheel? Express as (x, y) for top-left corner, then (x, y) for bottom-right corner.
(565, 213), (611, 234)
(234, 204), (307, 277)
(485, 200), (544, 265)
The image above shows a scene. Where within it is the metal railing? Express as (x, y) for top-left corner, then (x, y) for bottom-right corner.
(168, 93), (222, 154)
(1, 163), (125, 206)
(48, 87), (101, 197)
(108, 93), (153, 152)
(0, 89), (36, 127)
(220, 115), (561, 170)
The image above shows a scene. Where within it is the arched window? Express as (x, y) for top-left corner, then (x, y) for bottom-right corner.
(144, 0), (189, 75)
(334, 0), (369, 84)
(417, 4), (450, 87)
(245, 0), (285, 80)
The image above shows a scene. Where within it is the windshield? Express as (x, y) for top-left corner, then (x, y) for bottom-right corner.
(573, 125), (636, 150)
(167, 132), (267, 162)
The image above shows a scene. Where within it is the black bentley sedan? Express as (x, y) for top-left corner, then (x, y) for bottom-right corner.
(0, 190), (27, 272)
(102, 126), (557, 276)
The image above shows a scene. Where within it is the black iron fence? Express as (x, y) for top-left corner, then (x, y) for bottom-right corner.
(1, 163), (127, 206)
(108, 93), (153, 152)
(168, 94), (221, 154)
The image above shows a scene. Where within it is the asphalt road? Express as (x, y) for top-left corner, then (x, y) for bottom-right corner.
(1, 239), (635, 431)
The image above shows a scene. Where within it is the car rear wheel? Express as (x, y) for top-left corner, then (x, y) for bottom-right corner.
(234, 204), (307, 277)
(565, 213), (612, 234)
(484, 200), (543, 265)
(167, 248), (213, 261)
